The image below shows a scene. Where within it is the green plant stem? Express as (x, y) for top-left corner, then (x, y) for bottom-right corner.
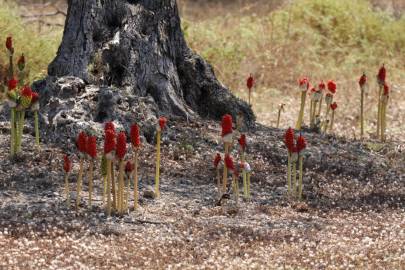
(292, 161), (297, 197)
(360, 89), (364, 138)
(155, 131), (161, 198)
(111, 161), (117, 210)
(64, 173), (70, 208)
(133, 149), (139, 210)
(295, 91), (307, 130)
(118, 160), (125, 215)
(317, 95), (323, 116)
(10, 108), (16, 156)
(34, 111), (40, 147)
(329, 110), (335, 133)
(232, 173), (238, 205)
(76, 158), (84, 211)
(247, 172), (251, 199)
(17, 110), (25, 153)
(222, 142), (229, 193)
(309, 100), (314, 128)
(287, 152), (291, 195)
(216, 167), (221, 198)
(377, 85), (382, 137)
(277, 108), (282, 128)
(88, 160), (94, 208)
(106, 160), (112, 216)
(298, 156), (303, 200)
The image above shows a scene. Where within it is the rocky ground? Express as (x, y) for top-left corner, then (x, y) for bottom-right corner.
(0, 117), (404, 269)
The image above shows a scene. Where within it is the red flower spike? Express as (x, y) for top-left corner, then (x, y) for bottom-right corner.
(104, 122), (115, 133)
(310, 87), (317, 94)
(125, 161), (134, 173)
(159, 116), (167, 130)
(130, 124), (141, 148)
(318, 81), (326, 91)
(7, 77), (18, 90)
(284, 127), (295, 153)
(296, 135), (306, 153)
(359, 73), (367, 88)
(104, 129), (116, 154)
(247, 74), (254, 90)
(21, 85), (32, 97)
(17, 54), (25, 71)
(327, 80), (336, 94)
(116, 131), (127, 160)
(214, 153), (222, 168)
(298, 77), (310, 91)
(224, 154), (235, 171)
(292, 144), (299, 153)
(377, 65), (386, 84)
(238, 134), (247, 151)
(63, 155), (72, 173)
(87, 136), (97, 159)
(221, 114), (233, 137)
(383, 83), (389, 96)
(31, 91), (39, 104)
(76, 131), (88, 154)
(5, 36), (12, 51)
(330, 102), (338, 111)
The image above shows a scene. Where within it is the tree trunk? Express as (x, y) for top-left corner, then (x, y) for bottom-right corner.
(47, 0), (254, 125)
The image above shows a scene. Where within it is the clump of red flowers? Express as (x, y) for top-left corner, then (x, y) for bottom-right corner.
(6, 36), (13, 52)
(224, 154), (234, 171)
(63, 155), (72, 173)
(159, 116), (167, 130)
(8, 77), (18, 90)
(116, 131), (127, 160)
(247, 74), (254, 90)
(238, 134), (247, 151)
(330, 102), (338, 111)
(327, 80), (336, 94)
(104, 129), (116, 155)
(76, 131), (88, 154)
(377, 64), (386, 85)
(359, 73), (367, 88)
(221, 114), (233, 137)
(130, 124), (141, 148)
(87, 136), (97, 159)
(214, 153), (222, 168)
(284, 127), (295, 153)
(125, 161), (134, 174)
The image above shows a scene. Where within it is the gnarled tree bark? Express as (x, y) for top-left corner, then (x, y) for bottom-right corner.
(47, 0), (254, 126)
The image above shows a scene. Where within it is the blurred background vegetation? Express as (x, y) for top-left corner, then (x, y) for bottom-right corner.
(1, 0), (404, 140)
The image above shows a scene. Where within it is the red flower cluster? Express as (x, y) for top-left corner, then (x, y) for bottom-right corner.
(87, 136), (97, 159)
(116, 131), (127, 160)
(125, 161), (134, 173)
(296, 134), (306, 153)
(318, 81), (326, 91)
(327, 80), (336, 94)
(76, 131), (88, 153)
(383, 84), (390, 96)
(284, 127), (295, 153)
(63, 155), (72, 173)
(214, 153), (221, 168)
(8, 77), (18, 90)
(299, 77), (310, 91)
(247, 74), (254, 90)
(330, 102), (338, 111)
(130, 124), (141, 148)
(104, 129), (116, 154)
(224, 154), (234, 171)
(31, 91), (39, 104)
(105, 122), (115, 133)
(21, 85), (32, 98)
(221, 114), (233, 137)
(158, 116), (167, 130)
(359, 73), (367, 88)
(238, 134), (247, 151)
(377, 65), (386, 84)
(6, 36), (12, 51)
(17, 54), (25, 71)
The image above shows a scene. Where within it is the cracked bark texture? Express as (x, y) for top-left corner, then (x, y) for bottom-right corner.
(48, 0), (255, 125)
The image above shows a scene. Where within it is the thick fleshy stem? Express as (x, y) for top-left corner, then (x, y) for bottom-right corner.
(292, 161), (297, 197)
(232, 173), (238, 205)
(317, 95), (323, 116)
(222, 143), (229, 193)
(277, 105), (285, 128)
(34, 111), (40, 147)
(154, 131), (161, 198)
(242, 153), (248, 199)
(76, 158), (84, 211)
(381, 99), (388, 142)
(88, 160), (94, 208)
(64, 173), (70, 208)
(111, 161), (117, 210)
(16, 110), (25, 153)
(287, 152), (291, 195)
(247, 172), (251, 199)
(295, 92), (307, 130)
(10, 108), (16, 156)
(311, 101), (318, 128)
(329, 110), (335, 133)
(323, 105), (332, 133)
(106, 160), (112, 216)
(133, 149), (139, 210)
(118, 160), (125, 215)
(103, 174), (107, 206)
(360, 89), (364, 138)
(298, 156), (304, 200)
(216, 167), (221, 199)
(376, 85), (383, 137)
(309, 100), (314, 128)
